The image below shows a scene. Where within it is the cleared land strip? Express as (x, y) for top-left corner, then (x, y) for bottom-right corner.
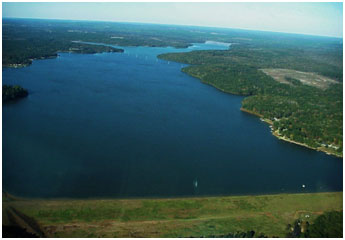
(260, 68), (340, 89)
(3, 192), (342, 237)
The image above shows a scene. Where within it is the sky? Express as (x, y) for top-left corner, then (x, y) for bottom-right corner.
(2, 2), (343, 38)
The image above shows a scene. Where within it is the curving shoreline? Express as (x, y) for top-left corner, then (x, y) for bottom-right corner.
(178, 61), (342, 159)
(182, 69), (342, 159)
(240, 107), (342, 158)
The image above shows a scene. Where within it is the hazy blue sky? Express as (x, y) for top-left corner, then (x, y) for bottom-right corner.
(2, 2), (343, 37)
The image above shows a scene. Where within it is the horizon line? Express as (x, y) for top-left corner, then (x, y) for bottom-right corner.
(3, 16), (343, 39)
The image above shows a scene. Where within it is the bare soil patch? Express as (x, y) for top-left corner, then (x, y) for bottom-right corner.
(261, 68), (339, 89)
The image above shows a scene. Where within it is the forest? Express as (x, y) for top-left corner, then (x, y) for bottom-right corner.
(4, 18), (342, 70)
(3, 18), (199, 66)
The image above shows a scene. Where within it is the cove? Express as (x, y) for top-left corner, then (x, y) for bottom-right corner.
(2, 42), (342, 198)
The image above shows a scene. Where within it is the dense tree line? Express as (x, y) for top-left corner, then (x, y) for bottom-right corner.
(159, 46), (342, 81)
(3, 39), (123, 67)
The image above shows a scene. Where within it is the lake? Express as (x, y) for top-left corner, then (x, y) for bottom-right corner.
(2, 42), (342, 198)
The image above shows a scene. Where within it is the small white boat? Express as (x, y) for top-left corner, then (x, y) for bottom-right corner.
(194, 179), (198, 188)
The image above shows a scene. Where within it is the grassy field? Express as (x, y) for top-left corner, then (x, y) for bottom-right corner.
(3, 192), (342, 237)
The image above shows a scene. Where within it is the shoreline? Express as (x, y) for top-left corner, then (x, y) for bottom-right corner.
(183, 70), (341, 158)
(3, 54), (58, 69)
(3, 46), (124, 69)
(3, 190), (342, 202)
(240, 107), (342, 158)
(161, 47), (342, 159)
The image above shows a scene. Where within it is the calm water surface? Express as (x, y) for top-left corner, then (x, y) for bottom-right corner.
(3, 42), (342, 198)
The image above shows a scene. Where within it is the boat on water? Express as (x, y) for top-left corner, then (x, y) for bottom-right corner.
(193, 179), (198, 188)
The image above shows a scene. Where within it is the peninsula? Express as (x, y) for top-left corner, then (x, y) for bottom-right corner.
(158, 38), (342, 157)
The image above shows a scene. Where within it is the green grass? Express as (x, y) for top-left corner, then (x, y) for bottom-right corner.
(3, 192), (342, 237)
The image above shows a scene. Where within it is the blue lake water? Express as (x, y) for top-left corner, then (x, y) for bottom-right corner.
(2, 42), (343, 198)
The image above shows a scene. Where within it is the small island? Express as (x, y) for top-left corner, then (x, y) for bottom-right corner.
(3, 85), (28, 103)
